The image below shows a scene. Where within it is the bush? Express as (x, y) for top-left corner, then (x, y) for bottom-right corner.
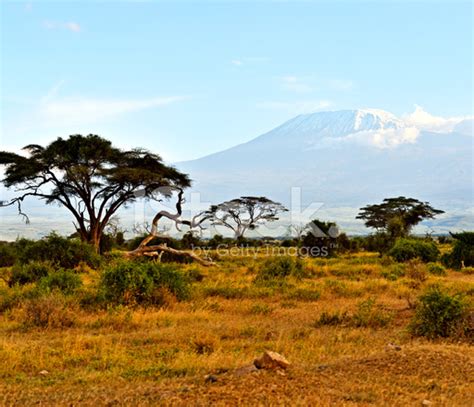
(9, 261), (55, 286)
(352, 298), (392, 328)
(14, 233), (101, 269)
(254, 256), (305, 284)
(37, 269), (83, 295)
(389, 238), (439, 263)
(22, 293), (77, 328)
(410, 285), (470, 339)
(100, 260), (190, 306)
(0, 243), (17, 267)
(442, 232), (474, 269)
(426, 262), (447, 276)
(381, 263), (405, 281)
(301, 219), (340, 257)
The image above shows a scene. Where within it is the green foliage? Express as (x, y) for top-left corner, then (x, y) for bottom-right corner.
(410, 285), (470, 339)
(426, 262), (447, 276)
(441, 232), (474, 269)
(352, 298), (392, 328)
(37, 270), (83, 295)
(0, 284), (39, 312)
(301, 219), (339, 257)
(9, 261), (54, 286)
(356, 233), (393, 254)
(254, 256), (305, 284)
(314, 299), (391, 328)
(14, 233), (101, 269)
(100, 260), (190, 306)
(381, 263), (405, 281)
(208, 196), (288, 239)
(357, 197), (444, 239)
(0, 242), (17, 267)
(389, 238), (439, 263)
(0, 134), (190, 250)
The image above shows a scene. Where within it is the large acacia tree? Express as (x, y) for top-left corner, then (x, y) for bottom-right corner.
(208, 196), (288, 239)
(0, 134), (190, 251)
(356, 196), (444, 239)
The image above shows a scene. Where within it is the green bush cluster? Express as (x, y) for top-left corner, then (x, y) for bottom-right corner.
(14, 233), (101, 269)
(442, 232), (474, 269)
(389, 238), (439, 263)
(9, 261), (55, 286)
(99, 260), (190, 306)
(254, 256), (305, 284)
(426, 262), (447, 276)
(37, 270), (83, 295)
(0, 243), (17, 267)
(410, 285), (471, 339)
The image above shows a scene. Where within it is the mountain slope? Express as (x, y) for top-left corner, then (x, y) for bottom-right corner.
(177, 109), (473, 233)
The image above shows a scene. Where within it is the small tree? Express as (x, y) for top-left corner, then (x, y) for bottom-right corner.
(208, 196), (287, 239)
(356, 197), (444, 240)
(302, 219), (340, 257)
(0, 135), (190, 252)
(442, 232), (474, 269)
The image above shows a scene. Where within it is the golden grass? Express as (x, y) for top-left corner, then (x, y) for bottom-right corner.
(0, 251), (473, 406)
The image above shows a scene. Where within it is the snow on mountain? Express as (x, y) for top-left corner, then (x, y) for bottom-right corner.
(177, 108), (473, 234)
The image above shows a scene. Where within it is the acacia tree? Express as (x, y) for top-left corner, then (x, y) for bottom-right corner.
(356, 196), (444, 239)
(0, 134), (190, 252)
(207, 196), (288, 239)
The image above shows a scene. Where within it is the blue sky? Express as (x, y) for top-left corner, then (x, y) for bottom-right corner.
(1, 0), (472, 161)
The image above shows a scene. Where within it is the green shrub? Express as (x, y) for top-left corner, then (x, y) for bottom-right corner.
(352, 298), (392, 328)
(37, 270), (83, 295)
(14, 233), (101, 269)
(389, 238), (439, 263)
(0, 285), (39, 312)
(441, 232), (474, 269)
(254, 256), (304, 284)
(9, 261), (55, 286)
(410, 285), (470, 339)
(0, 243), (17, 267)
(426, 262), (447, 276)
(381, 263), (405, 281)
(100, 260), (190, 306)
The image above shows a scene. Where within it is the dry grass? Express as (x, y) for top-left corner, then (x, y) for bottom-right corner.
(0, 251), (473, 406)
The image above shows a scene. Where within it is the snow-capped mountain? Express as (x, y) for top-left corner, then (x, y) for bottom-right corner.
(177, 108), (473, 234)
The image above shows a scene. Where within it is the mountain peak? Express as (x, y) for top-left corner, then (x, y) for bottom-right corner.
(263, 108), (405, 143)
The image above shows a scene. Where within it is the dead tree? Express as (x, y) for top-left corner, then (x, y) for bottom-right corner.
(125, 188), (215, 266)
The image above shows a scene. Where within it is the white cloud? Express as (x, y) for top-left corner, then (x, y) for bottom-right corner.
(257, 99), (332, 114)
(43, 21), (81, 33)
(38, 96), (189, 126)
(346, 127), (420, 148)
(403, 105), (472, 133)
(24, 2), (33, 12)
(231, 59), (243, 66)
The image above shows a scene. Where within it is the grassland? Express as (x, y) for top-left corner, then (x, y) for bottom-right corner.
(0, 250), (473, 406)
